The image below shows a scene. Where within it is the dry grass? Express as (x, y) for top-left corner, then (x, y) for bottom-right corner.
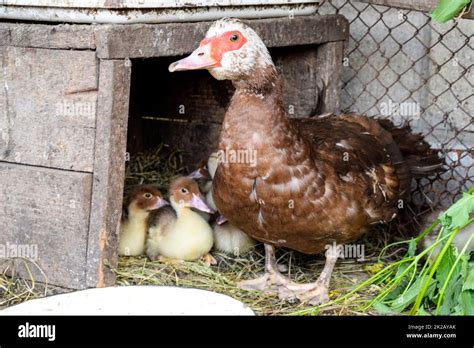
(110, 230), (399, 316)
(0, 258), (63, 310)
(0, 235), (403, 315)
(125, 143), (184, 193)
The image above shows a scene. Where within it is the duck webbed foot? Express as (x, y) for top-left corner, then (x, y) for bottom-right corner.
(201, 253), (217, 266)
(237, 244), (338, 305)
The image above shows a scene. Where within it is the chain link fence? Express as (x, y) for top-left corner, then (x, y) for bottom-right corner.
(314, 0), (473, 229)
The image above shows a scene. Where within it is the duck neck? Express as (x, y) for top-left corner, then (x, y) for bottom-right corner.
(232, 65), (280, 96)
(220, 65), (307, 158)
(170, 201), (194, 219)
(127, 207), (149, 224)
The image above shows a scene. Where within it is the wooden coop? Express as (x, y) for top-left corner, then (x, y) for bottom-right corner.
(1, 0), (472, 295)
(0, 6), (348, 289)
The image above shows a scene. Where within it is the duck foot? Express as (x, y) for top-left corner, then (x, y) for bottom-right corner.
(201, 253), (217, 266)
(237, 244), (338, 305)
(157, 255), (184, 265)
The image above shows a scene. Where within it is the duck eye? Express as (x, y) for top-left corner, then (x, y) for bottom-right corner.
(143, 193), (152, 199)
(230, 34), (239, 42)
(180, 188), (189, 194)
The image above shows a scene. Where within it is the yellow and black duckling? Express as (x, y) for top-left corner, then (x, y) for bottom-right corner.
(119, 185), (168, 256)
(146, 177), (216, 265)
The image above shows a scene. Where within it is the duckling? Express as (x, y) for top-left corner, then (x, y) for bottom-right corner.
(189, 152), (257, 255)
(212, 221), (257, 256)
(146, 177), (216, 264)
(421, 210), (474, 259)
(119, 185), (168, 256)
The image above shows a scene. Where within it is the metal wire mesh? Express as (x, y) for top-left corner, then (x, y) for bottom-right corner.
(315, 0), (473, 227)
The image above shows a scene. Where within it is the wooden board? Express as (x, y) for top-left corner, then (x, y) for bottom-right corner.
(96, 15), (349, 58)
(1, 23), (96, 50)
(86, 59), (131, 288)
(315, 41), (345, 114)
(0, 162), (92, 289)
(0, 46), (97, 172)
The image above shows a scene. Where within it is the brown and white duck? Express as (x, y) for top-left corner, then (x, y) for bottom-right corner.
(169, 18), (443, 304)
(119, 185), (168, 256)
(145, 177), (216, 265)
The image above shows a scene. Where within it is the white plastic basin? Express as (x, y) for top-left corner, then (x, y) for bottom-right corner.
(0, 286), (255, 315)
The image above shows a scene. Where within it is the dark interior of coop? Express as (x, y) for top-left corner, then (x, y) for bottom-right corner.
(126, 45), (324, 172)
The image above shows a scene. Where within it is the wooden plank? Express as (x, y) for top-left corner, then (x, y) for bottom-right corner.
(274, 46), (325, 118)
(359, 0), (474, 19)
(0, 22), (96, 50)
(86, 59), (131, 288)
(0, 46), (97, 172)
(314, 41), (345, 114)
(0, 27), (9, 46)
(0, 162), (92, 289)
(96, 14), (349, 58)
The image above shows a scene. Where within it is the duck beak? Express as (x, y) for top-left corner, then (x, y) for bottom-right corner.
(216, 214), (228, 225)
(189, 193), (215, 214)
(153, 198), (169, 210)
(188, 169), (205, 180)
(169, 43), (218, 72)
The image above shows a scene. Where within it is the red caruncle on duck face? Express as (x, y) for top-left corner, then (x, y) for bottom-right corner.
(169, 30), (247, 73)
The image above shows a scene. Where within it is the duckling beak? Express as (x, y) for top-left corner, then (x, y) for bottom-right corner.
(188, 168), (205, 180)
(189, 193), (215, 214)
(153, 198), (169, 210)
(169, 43), (218, 72)
(216, 214), (228, 225)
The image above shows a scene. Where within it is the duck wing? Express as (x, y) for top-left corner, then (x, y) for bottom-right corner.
(291, 113), (442, 220)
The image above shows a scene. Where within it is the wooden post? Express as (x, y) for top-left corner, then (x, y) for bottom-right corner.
(315, 41), (345, 114)
(86, 59), (131, 288)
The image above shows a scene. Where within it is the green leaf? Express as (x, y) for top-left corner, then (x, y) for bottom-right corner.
(373, 302), (399, 314)
(387, 277), (436, 313)
(431, 0), (472, 23)
(408, 238), (417, 257)
(439, 192), (474, 230)
(462, 261), (474, 291)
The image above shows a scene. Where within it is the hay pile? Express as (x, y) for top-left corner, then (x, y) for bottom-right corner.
(111, 231), (397, 315)
(0, 258), (63, 310)
(125, 143), (184, 192)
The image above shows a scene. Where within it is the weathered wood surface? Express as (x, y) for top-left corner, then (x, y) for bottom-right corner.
(96, 15), (349, 58)
(0, 162), (92, 289)
(274, 46), (325, 117)
(315, 41), (345, 114)
(0, 46), (97, 172)
(0, 23), (96, 50)
(0, 15), (349, 55)
(86, 59), (131, 288)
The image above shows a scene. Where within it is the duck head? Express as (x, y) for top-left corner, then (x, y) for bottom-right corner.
(169, 18), (275, 84)
(127, 185), (169, 216)
(188, 152), (219, 180)
(169, 177), (215, 214)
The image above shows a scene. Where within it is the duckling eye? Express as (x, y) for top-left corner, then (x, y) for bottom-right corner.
(143, 193), (152, 199)
(180, 188), (189, 194)
(230, 34), (239, 42)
